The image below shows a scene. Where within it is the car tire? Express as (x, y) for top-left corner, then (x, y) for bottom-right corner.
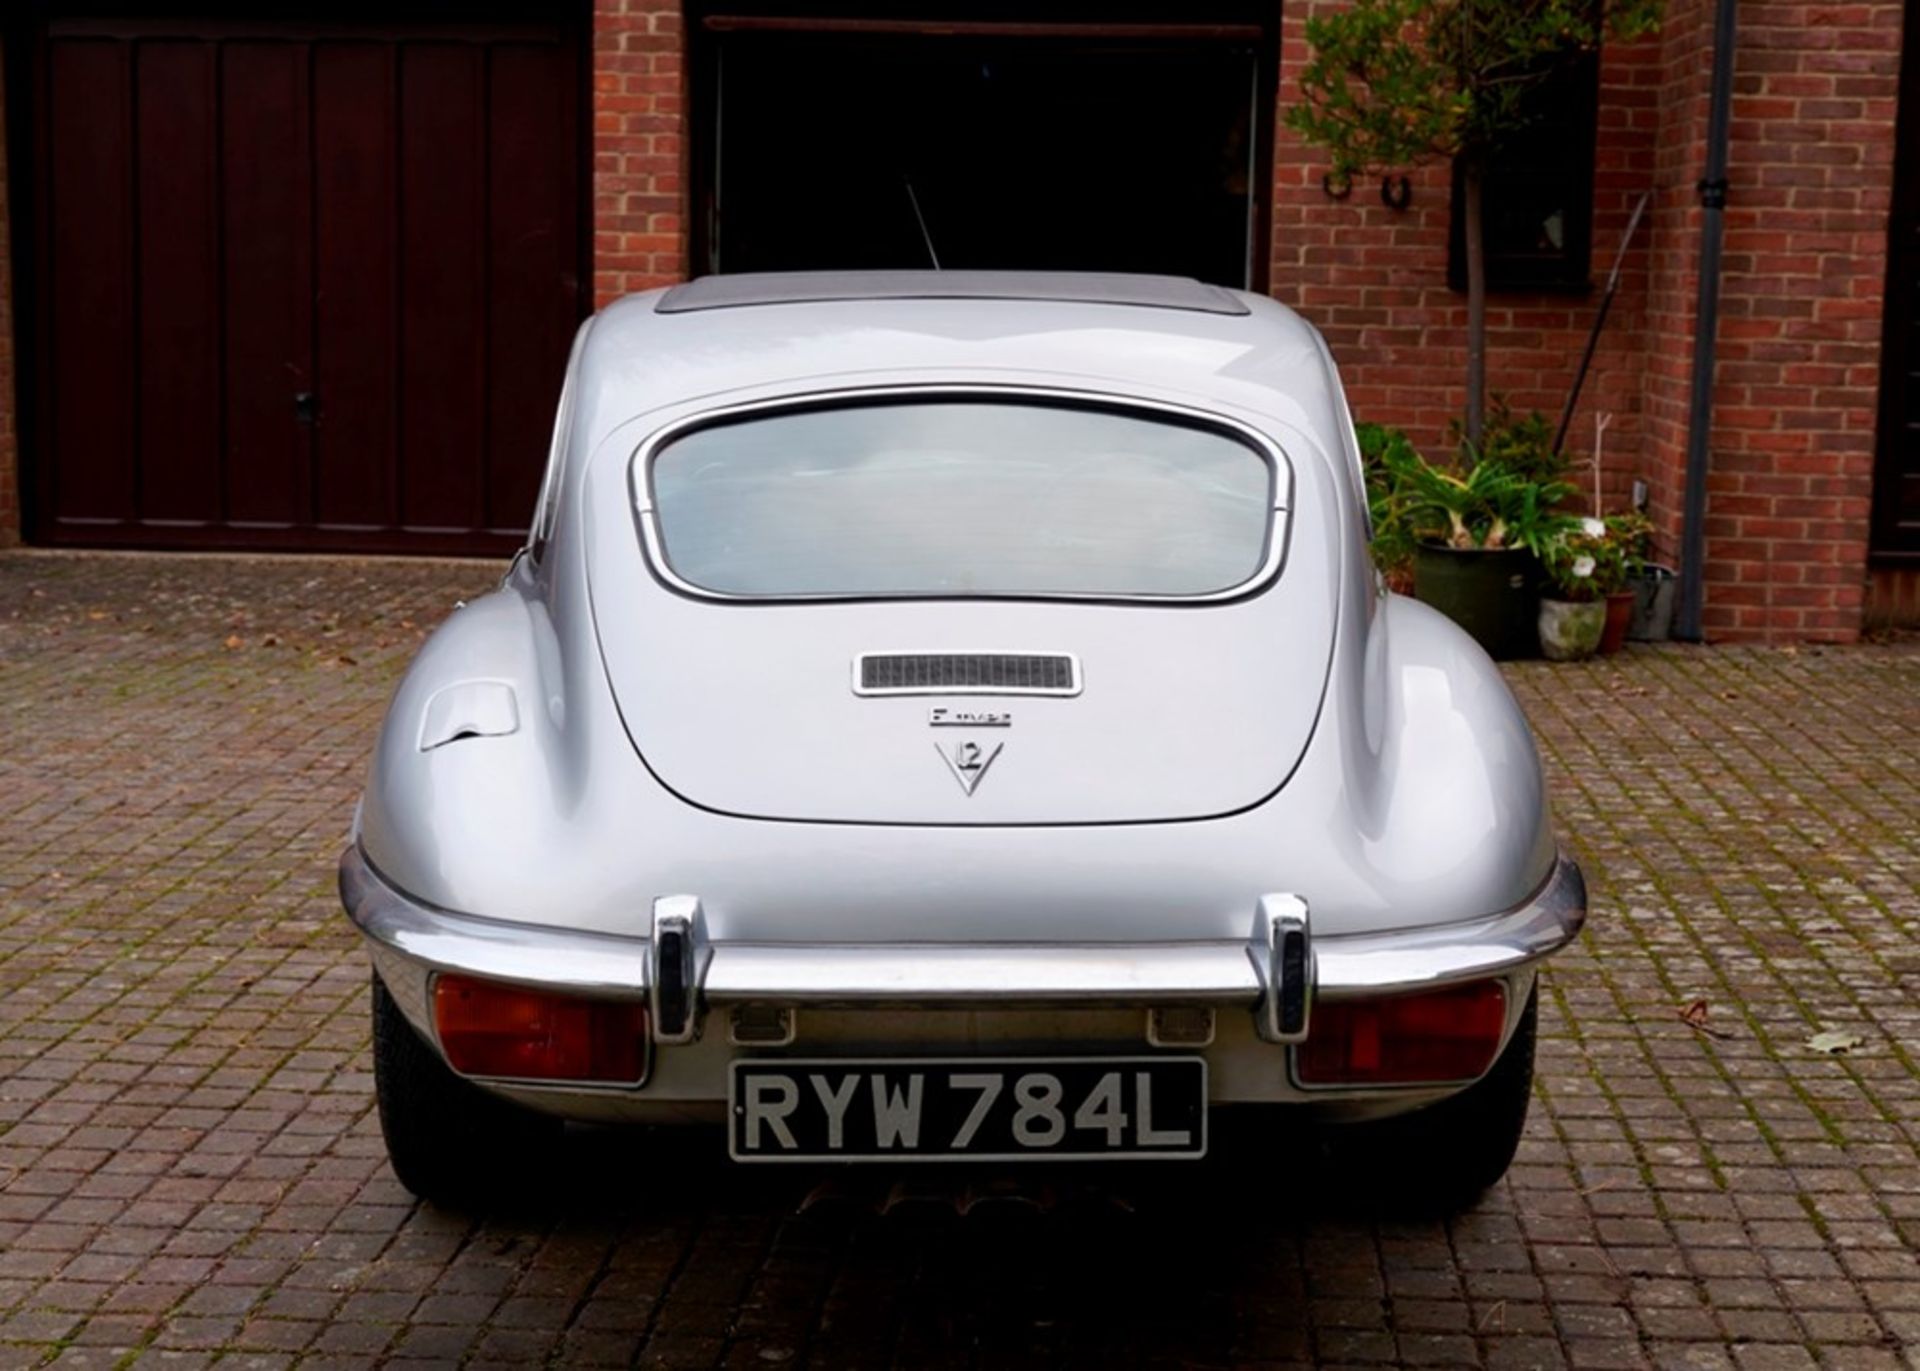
(371, 974), (563, 1207)
(1325, 985), (1539, 1215)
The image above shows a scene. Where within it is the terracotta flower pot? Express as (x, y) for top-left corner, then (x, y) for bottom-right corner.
(1538, 597), (1605, 662)
(1599, 591), (1635, 655)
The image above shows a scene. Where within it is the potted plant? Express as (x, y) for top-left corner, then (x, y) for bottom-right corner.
(1598, 512), (1652, 653)
(1537, 516), (1643, 661)
(1385, 438), (1574, 660)
(1537, 525), (1607, 661)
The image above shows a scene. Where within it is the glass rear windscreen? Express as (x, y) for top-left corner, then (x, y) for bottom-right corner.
(646, 399), (1275, 598)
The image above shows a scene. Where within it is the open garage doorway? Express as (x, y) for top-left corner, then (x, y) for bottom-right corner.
(691, 8), (1275, 288)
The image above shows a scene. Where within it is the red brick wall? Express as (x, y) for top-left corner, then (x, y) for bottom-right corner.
(1273, 1), (1902, 642)
(0, 41), (18, 548)
(1639, 0), (1903, 642)
(1271, 5), (1661, 518)
(592, 0), (689, 304)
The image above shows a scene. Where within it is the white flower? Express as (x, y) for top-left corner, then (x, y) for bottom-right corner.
(1581, 517), (1606, 537)
(1572, 555), (1596, 578)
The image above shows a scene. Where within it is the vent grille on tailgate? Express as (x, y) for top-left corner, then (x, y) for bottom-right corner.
(855, 653), (1081, 696)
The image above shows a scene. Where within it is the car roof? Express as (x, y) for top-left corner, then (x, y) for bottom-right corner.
(655, 270), (1252, 316)
(566, 274), (1351, 486)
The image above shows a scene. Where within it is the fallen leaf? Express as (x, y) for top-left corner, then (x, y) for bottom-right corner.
(1678, 998), (1735, 1039)
(260, 633), (281, 647)
(224, 634), (245, 650)
(1806, 1030), (1863, 1055)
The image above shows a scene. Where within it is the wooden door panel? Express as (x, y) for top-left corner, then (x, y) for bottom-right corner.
(397, 43), (487, 534)
(313, 41), (399, 530)
(486, 42), (578, 534)
(45, 39), (137, 524)
(220, 41), (313, 527)
(28, 16), (584, 554)
(135, 41), (222, 524)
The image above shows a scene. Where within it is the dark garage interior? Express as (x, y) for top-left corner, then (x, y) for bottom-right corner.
(693, 11), (1273, 288)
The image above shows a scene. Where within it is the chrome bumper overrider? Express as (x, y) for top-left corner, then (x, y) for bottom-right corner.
(339, 847), (1586, 1043)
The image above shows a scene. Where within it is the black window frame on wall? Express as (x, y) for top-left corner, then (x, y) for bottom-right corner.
(1446, 49), (1601, 295)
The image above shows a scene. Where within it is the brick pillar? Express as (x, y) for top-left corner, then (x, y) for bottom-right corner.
(1643, 0), (1902, 642)
(0, 41), (19, 548)
(592, 0), (689, 306)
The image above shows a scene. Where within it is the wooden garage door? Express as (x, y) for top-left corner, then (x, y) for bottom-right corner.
(28, 15), (584, 555)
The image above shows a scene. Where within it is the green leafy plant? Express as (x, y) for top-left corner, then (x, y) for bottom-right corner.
(1452, 400), (1566, 484)
(1539, 512), (1649, 600)
(1383, 438), (1575, 552)
(1357, 422), (1419, 581)
(1286, 0), (1663, 446)
(1607, 509), (1655, 567)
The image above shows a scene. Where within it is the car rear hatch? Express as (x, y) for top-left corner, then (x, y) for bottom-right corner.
(589, 390), (1341, 825)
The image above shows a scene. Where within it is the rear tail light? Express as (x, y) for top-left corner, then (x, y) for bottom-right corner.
(1296, 980), (1507, 1086)
(433, 975), (649, 1085)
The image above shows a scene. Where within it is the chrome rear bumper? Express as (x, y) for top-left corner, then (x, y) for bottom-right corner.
(339, 845), (1585, 1032)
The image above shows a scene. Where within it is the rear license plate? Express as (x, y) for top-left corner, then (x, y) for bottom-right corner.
(728, 1056), (1207, 1162)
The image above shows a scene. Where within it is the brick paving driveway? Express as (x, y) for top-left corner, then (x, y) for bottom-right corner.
(0, 550), (1915, 1371)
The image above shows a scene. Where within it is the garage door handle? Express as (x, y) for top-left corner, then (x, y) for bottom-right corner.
(293, 391), (320, 425)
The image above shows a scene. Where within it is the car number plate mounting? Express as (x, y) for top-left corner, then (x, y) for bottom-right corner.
(728, 1056), (1206, 1162)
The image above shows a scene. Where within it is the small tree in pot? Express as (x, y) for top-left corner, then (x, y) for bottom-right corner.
(1287, 0), (1662, 447)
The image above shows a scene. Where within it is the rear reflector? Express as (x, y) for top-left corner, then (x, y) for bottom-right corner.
(433, 975), (649, 1084)
(1296, 981), (1507, 1086)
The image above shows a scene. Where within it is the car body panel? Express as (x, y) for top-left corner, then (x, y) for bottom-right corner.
(346, 272), (1572, 1122)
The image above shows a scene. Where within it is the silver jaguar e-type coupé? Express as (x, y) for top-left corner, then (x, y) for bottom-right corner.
(340, 271), (1584, 1208)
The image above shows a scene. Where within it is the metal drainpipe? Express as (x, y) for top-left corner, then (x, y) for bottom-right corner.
(1676, 0), (1740, 641)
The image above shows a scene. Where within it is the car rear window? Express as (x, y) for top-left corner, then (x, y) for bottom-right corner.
(644, 398), (1276, 598)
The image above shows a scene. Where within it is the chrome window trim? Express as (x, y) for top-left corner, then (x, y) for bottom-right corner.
(628, 383), (1294, 606)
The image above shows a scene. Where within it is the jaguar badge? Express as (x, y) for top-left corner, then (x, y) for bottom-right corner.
(936, 739), (1003, 796)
